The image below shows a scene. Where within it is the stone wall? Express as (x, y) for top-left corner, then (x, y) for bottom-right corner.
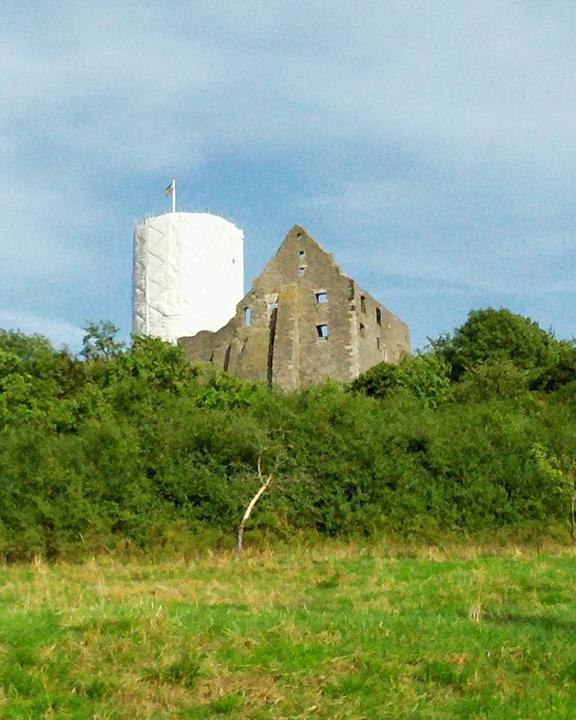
(178, 226), (410, 390)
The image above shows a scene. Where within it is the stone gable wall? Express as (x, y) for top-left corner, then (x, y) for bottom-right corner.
(178, 226), (410, 390)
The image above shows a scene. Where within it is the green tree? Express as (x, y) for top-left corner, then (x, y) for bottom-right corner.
(81, 321), (124, 361)
(432, 308), (558, 382)
(0, 330), (82, 427)
(531, 340), (576, 392)
(454, 359), (531, 402)
(350, 353), (452, 408)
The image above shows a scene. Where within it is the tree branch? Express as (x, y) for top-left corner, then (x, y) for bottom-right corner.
(236, 455), (273, 559)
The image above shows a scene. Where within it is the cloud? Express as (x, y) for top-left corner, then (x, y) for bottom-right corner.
(297, 165), (576, 300)
(0, 308), (83, 350)
(5, 1), (576, 167)
(5, 1), (576, 187)
(0, 174), (105, 278)
(1, 0), (576, 348)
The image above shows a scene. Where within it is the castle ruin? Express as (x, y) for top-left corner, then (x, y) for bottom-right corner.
(178, 225), (410, 390)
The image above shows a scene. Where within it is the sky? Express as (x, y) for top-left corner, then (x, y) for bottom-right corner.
(2, 0), (576, 352)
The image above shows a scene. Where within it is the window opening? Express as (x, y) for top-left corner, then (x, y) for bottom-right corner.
(298, 265), (306, 276)
(359, 323), (365, 338)
(376, 308), (381, 325)
(376, 336), (380, 349)
(360, 295), (366, 313)
(243, 307), (252, 327)
(316, 324), (329, 339)
(299, 249), (306, 260)
(315, 291), (328, 304)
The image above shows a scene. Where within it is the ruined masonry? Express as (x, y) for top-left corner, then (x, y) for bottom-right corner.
(178, 225), (410, 391)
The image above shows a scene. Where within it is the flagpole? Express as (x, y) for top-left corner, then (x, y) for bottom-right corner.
(172, 178), (176, 214)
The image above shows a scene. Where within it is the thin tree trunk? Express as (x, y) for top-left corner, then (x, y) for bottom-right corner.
(237, 456), (273, 559)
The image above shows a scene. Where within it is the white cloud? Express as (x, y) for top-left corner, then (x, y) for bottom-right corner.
(1, 0), (576, 342)
(0, 308), (83, 349)
(0, 173), (111, 279)
(4, 1), (576, 168)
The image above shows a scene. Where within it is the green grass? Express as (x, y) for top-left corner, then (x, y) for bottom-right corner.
(0, 543), (575, 718)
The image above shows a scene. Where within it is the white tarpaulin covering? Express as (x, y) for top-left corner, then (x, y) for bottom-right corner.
(132, 212), (244, 343)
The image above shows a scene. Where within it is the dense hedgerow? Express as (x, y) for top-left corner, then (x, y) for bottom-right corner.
(0, 312), (575, 560)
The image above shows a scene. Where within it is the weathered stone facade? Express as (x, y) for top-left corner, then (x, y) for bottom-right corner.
(178, 226), (410, 390)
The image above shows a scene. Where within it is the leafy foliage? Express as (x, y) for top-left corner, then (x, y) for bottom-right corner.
(0, 310), (575, 559)
(350, 353), (452, 408)
(81, 321), (125, 361)
(432, 308), (567, 382)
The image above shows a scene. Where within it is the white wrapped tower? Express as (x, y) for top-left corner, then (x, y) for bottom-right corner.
(132, 212), (244, 343)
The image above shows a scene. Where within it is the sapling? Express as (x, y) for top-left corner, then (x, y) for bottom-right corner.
(236, 454), (273, 559)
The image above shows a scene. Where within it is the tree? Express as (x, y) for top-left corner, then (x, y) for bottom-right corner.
(531, 340), (576, 392)
(0, 329), (65, 376)
(0, 330), (83, 425)
(81, 321), (124, 361)
(432, 308), (559, 382)
(454, 360), (531, 401)
(350, 353), (452, 408)
(103, 334), (198, 393)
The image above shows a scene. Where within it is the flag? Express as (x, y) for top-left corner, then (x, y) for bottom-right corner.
(165, 180), (174, 196)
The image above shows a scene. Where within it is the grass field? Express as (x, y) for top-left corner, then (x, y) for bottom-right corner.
(1, 543), (575, 719)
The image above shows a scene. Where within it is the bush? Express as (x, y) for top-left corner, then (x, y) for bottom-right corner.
(1, 316), (575, 559)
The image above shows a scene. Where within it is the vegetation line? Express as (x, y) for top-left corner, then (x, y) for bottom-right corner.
(1, 306), (576, 560)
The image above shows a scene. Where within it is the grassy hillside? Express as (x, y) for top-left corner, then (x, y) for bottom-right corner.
(1, 544), (576, 718)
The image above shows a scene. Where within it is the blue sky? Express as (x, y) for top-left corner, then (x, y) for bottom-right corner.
(2, 0), (576, 351)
